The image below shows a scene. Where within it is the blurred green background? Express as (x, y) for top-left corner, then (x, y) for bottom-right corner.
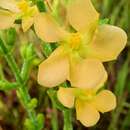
(0, 0), (130, 130)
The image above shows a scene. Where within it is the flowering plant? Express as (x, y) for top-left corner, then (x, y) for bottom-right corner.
(0, 0), (128, 130)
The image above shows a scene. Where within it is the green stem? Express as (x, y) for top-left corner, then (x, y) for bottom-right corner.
(47, 89), (59, 130)
(51, 104), (59, 130)
(0, 38), (40, 130)
(63, 109), (73, 130)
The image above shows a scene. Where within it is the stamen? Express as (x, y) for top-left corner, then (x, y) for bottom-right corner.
(18, 0), (29, 12)
(74, 89), (95, 101)
(69, 33), (81, 50)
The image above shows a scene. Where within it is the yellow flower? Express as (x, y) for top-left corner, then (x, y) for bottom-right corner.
(36, 0), (127, 88)
(0, 0), (39, 31)
(17, 0), (39, 32)
(57, 87), (116, 127)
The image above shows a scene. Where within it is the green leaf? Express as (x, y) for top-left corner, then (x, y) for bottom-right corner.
(42, 42), (53, 57)
(36, 0), (46, 12)
(0, 37), (8, 54)
(99, 18), (109, 25)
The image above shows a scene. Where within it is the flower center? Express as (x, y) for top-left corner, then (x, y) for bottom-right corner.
(74, 89), (95, 101)
(17, 1), (38, 18)
(18, 1), (29, 12)
(69, 33), (81, 50)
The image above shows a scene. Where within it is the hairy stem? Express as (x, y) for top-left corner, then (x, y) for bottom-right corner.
(0, 38), (40, 130)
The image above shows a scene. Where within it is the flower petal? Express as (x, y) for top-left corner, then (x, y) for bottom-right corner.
(88, 25), (127, 62)
(0, 0), (20, 12)
(76, 99), (100, 127)
(38, 46), (69, 87)
(57, 87), (75, 108)
(67, 0), (99, 31)
(0, 10), (15, 29)
(34, 13), (67, 42)
(70, 59), (107, 89)
(92, 90), (116, 113)
(22, 17), (34, 32)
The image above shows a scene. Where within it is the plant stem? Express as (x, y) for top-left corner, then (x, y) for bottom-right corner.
(0, 38), (40, 130)
(51, 104), (59, 130)
(63, 109), (73, 130)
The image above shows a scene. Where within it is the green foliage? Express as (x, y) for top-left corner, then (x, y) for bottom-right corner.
(27, 98), (38, 109)
(20, 43), (36, 60)
(0, 34), (44, 130)
(42, 42), (53, 57)
(25, 118), (36, 130)
(36, 0), (46, 12)
(99, 18), (109, 25)
(6, 28), (16, 46)
(0, 80), (18, 90)
(37, 114), (45, 129)
(114, 59), (129, 96)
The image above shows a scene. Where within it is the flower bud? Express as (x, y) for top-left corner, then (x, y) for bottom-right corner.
(20, 43), (35, 60)
(28, 98), (38, 109)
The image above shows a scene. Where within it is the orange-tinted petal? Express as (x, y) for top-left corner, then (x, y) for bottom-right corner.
(0, 10), (15, 29)
(34, 13), (67, 42)
(67, 0), (99, 31)
(38, 46), (69, 87)
(0, 0), (20, 12)
(70, 59), (107, 89)
(88, 25), (127, 62)
(57, 87), (75, 108)
(92, 90), (116, 113)
(76, 99), (100, 127)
